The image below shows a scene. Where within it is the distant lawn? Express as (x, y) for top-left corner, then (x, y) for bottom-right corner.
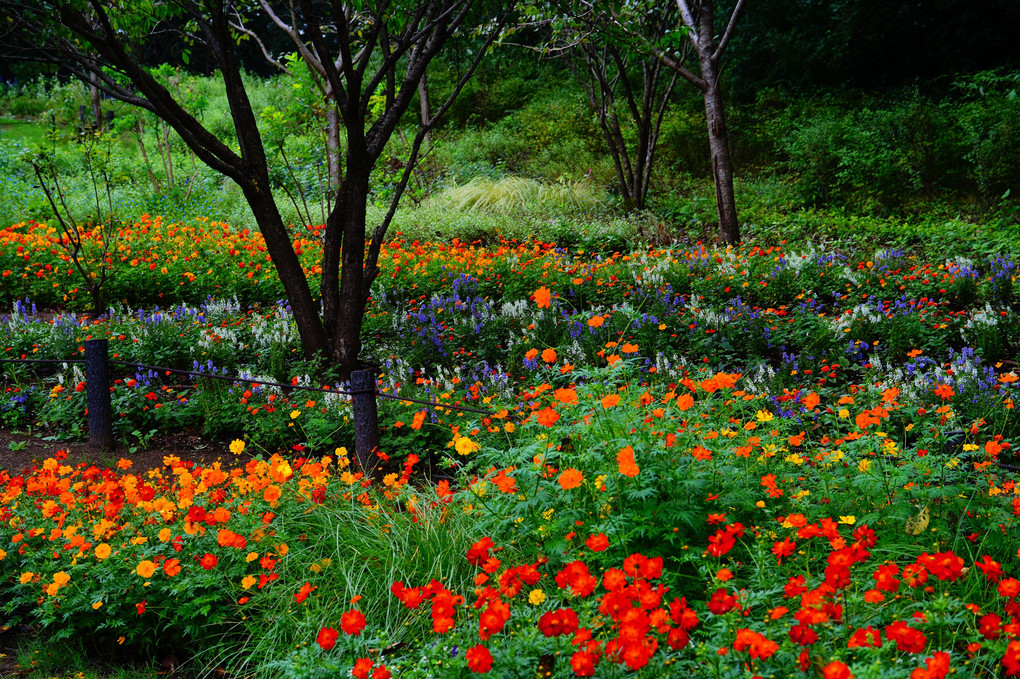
(0, 118), (53, 146)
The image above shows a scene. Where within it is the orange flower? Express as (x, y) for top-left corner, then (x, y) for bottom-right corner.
(934, 383), (955, 400)
(601, 394), (620, 409)
(587, 315), (605, 327)
(163, 558), (181, 577)
(533, 286), (552, 308)
(676, 393), (694, 411)
(558, 468), (583, 490)
(411, 411), (427, 430)
(136, 560), (157, 578)
(200, 553), (218, 570)
(536, 407), (560, 427)
(617, 446), (639, 477)
(801, 391), (820, 410)
(542, 348), (557, 363)
(554, 388), (578, 404)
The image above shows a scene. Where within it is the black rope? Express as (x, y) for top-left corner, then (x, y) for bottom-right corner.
(2, 355), (509, 418)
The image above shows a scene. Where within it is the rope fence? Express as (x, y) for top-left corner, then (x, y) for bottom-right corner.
(1, 339), (505, 474)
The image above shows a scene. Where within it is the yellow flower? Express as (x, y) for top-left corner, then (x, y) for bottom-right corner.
(858, 459), (872, 473)
(290, 410), (301, 419)
(53, 571), (70, 587)
(229, 439), (246, 455)
(838, 409), (850, 419)
(528, 589), (547, 605)
(136, 560), (157, 578)
(755, 500), (766, 508)
(19, 571), (34, 584)
(755, 409), (774, 422)
(158, 528), (172, 542)
(455, 436), (480, 456)
(0, 549), (5, 560)
(241, 575), (257, 590)
(838, 516), (856, 525)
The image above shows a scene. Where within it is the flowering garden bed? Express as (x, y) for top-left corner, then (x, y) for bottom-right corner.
(1, 216), (1019, 678)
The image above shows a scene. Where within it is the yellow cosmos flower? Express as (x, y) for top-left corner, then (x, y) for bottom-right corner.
(229, 439), (246, 454)
(290, 410), (301, 419)
(241, 575), (257, 590)
(838, 516), (856, 525)
(528, 589), (547, 605)
(455, 436), (480, 456)
(755, 409), (774, 422)
(20, 571), (34, 584)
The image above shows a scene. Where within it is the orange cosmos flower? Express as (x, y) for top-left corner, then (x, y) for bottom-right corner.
(801, 391), (820, 410)
(163, 558), (181, 577)
(554, 388), (578, 404)
(536, 407), (560, 427)
(601, 394), (620, 409)
(200, 553), (218, 570)
(934, 383), (954, 400)
(136, 560), (157, 578)
(411, 410), (427, 430)
(617, 446), (639, 477)
(533, 286), (552, 308)
(542, 348), (557, 363)
(676, 393), (694, 411)
(558, 468), (583, 490)
(94, 543), (111, 560)
(587, 315), (605, 327)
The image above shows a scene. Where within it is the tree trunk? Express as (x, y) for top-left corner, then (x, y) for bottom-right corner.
(325, 105), (342, 192)
(700, 59), (740, 243)
(242, 183), (330, 363)
(89, 70), (102, 129)
(418, 72), (432, 151)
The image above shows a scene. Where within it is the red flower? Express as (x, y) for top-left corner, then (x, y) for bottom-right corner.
(537, 608), (580, 637)
(772, 538), (796, 564)
(467, 537), (494, 566)
(478, 599), (510, 640)
(999, 577), (1020, 599)
(199, 553), (217, 570)
(847, 626), (882, 648)
(352, 658), (373, 679)
(555, 561), (597, 597)
(586, 533), (609, 552)
(976, 555), (1004, 582)
(873, 563), (901, 592)
(733, 628), (779, 659)
(706, 588), (736, 615)
(822, 660), (853, 679)
(979, 613), (1002, 639)
(788, 624), (818, 646)
(885, 620), (927, 653)
(465, 644), (493, 673)
(316, 626), (339, 651)
(852, 524), (877, 548)
(910, 651), (950, 679)
(294, 582), (317, 604)
(1003, 640), (1020, 676)
(570, 649), (600, 677)
(341, 609), (367, 636)
(136, 599), (146, 615)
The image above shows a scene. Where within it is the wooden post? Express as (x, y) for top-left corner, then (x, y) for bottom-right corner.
(351, 369), (381, 477)
(84, 338), (114, 450)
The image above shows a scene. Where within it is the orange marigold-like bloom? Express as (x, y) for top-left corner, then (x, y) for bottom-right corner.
(541, 348), (557, 363)
(465, 644), (493, 673)
(532, 286), (552, 308)
(536, 407), (560, 427)
(558, 468), (583, 490)
(136, 560), (157, 578)
(601, 394), (620, 408)
(617, 445), (639, 477)
(411, 410), (427, 430)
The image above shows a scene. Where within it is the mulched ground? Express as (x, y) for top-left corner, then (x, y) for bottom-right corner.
(0, 427), (248, 476)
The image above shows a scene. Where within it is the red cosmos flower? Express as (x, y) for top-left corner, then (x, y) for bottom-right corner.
(873, 563), (901, 592)
(822, 660), (853, 679)
(852, 524), (877, 548)
(619, 639), (656, 670)
(902, 563), (928, 588)
(733, 628), (779, 659)
(537, 608), (580, 637)
(371, 665), (391, 679)
(1003, 640), (1020, 676)
(352, 658), (374, 679)
(570, 649), (600, 677)
(706, 588), (736, 615)
(885, 620), (927, 653)
(465, 644), (494, 673)
(918, 551), (964, 581)
(199, 553), (217, 570)
(976, 555), (1004, 582)
(669, 596), (699, 630)
(555, 561), (598, 597)
(623, 553), (663, 579)
(772, 538), (796, 564)
(586, 533), (609, 552)
(784, 575), (809, 598)
(294, 582), (317, 604)
(316, 626), (339, 651)
(478, 599), (510, 640)
(341, 609), (367, 636)
(999, 577), (1020, 599)
(910, 651), (950, 679)
(979, 613), (1002, 639)
(788, 624), (819, 646)
(136, 600), (146, 615)
(847, 626), (883, 648)
(163, 558), (181, 577)
(467, 537), (494, 566)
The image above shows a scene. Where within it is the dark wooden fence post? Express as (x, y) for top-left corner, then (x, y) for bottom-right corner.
(84, 338), (113, 450)
(351, 369), (381, 477)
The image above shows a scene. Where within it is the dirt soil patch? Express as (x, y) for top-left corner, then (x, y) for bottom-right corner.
(0, 427), (248, 475)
